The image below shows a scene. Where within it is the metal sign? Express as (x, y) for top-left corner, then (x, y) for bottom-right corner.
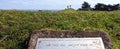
(36, 37), (105, 49)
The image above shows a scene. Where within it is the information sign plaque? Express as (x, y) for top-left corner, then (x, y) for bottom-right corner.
(36, 38), (105, 49)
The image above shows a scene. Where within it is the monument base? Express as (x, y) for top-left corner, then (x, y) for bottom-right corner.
(28, 30), (113, 49)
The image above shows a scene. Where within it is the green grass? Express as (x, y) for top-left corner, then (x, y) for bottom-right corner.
(0, 9), (120, 49)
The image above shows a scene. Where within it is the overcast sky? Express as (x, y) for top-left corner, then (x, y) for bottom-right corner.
(0, 0), (120, 10)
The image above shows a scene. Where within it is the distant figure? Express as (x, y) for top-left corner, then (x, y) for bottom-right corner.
(67, 5), (69, 9)
(67, 5), (72, 9)
(69, 5), (71, 8)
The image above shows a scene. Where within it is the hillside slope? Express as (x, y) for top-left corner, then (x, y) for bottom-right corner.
(0, 10), (120, 49)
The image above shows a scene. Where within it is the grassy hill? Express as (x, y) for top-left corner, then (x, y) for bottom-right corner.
(0, 9), (120, 49)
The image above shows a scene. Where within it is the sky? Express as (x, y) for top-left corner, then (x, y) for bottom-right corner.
(0, 0), (120, 10)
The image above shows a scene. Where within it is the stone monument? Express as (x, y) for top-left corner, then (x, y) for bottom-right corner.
(28, 30), (113, 49)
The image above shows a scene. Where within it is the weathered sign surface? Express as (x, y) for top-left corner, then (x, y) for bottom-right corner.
(28, 30), (113, 49)
(36, 38), (105, 49)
